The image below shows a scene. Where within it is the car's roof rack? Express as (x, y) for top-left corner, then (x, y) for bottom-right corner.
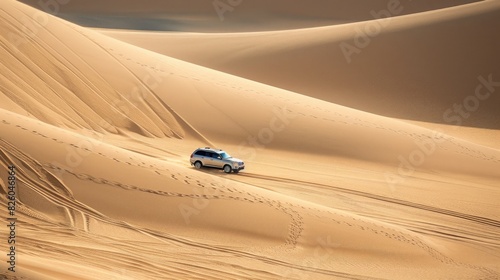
(200, 147), (224, 152)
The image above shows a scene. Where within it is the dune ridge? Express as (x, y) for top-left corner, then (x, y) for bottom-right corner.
(102, 0), (500, 132)
(18, 0), (481, 32)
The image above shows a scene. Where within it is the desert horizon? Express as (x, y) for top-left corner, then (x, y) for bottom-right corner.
(0, 0), (499, 279)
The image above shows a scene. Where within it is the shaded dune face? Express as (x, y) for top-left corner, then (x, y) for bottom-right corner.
(0, 0), (499, 279)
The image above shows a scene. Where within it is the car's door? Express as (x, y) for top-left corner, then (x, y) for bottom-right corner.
(211, 153), (224, 168)
(204, 152), (217, 167)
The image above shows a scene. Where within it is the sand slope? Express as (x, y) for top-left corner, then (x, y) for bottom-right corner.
(1, 0), (499, 279)
(4, 109), (497, 280)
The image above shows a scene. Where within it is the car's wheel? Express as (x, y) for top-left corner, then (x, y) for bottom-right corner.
(223, 165), (232, 173)
(194, 161), (202, 169)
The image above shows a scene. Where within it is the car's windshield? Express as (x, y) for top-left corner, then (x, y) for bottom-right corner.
(220, 152), (231, 159)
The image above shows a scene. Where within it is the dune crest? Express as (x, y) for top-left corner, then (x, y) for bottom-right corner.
(18, 0), (481, 32)
(102, 0), (500, 132)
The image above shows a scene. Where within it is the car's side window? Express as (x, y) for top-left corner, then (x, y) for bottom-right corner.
(195, 151), (206, 156)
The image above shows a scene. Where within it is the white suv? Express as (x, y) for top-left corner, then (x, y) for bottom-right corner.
(190, 147), (245, 173)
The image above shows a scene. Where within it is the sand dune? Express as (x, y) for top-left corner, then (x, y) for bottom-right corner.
(101, 1), (500, 132)
(1, 0), (499, 279)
